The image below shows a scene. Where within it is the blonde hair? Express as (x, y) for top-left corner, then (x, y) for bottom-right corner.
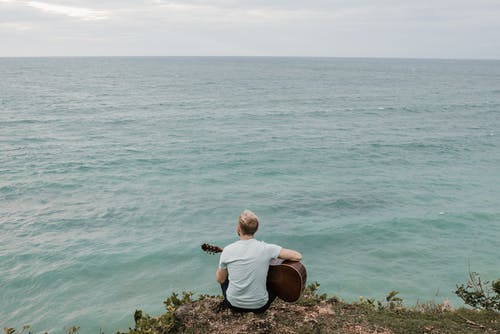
(238, 209), (259, 235)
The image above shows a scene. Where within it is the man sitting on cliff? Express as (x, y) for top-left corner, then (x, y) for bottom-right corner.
(216, 209), (302, 313)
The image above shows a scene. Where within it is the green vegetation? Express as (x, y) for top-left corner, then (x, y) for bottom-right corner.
(3, 274), (500, 334)
(455, 270), (500, 311)
(117, 292), (195, 334)
(1, 325), (80, 334)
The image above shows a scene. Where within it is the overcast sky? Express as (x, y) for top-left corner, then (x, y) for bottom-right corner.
(1, 0), (499, 58)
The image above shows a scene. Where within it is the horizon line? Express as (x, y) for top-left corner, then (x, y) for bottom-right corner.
(1, 55), (500, 61)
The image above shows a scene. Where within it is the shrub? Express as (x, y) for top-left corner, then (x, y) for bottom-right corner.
(295, 282), (329, 306)
(455, 271), (500, 311)
(118, 291), (194, 334)
(357, 290), (404, 310)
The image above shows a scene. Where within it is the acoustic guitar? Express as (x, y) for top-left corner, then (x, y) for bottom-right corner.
(201, 243), (307, 302)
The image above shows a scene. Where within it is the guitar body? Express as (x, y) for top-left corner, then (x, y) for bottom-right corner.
(267, 260), (307, 302)
(202, 243), (307, 303)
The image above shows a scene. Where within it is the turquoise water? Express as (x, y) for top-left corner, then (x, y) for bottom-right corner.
(1, 57), (500, 333)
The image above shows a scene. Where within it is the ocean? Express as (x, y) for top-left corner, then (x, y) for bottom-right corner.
(1, 57), (499, 333)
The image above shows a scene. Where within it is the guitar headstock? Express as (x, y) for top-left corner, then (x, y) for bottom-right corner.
(201, 243), (223, 254)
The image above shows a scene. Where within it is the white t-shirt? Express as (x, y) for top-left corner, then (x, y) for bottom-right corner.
(219, 239), (282, 308)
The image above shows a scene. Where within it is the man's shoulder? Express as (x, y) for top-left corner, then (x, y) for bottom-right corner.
(222, 240), (242, 252)
(257, 239), (281, 248)
(250, 240), (282, 257)
(224, 239), (281, 252)
(225, 240), (241, 247)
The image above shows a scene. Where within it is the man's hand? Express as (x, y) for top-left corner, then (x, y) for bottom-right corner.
(279, 248), (302, 262)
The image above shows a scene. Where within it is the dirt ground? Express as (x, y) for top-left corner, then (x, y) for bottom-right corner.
(173, 297), (393, 334)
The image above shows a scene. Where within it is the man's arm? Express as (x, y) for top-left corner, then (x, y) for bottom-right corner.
(278, 248), (302, 262)
(216, 267), (228, 284)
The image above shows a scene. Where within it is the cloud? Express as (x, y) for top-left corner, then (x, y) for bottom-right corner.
(0, 22), (32, 31)
(113, 1), (320, 23)
(1, 0), (109, 21)
(0, 0), (499, 58)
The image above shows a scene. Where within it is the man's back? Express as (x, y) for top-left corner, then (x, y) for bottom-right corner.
(219, 239), (281, 308)
(215, 210), (302, 313)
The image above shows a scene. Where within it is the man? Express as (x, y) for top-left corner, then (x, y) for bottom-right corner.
(216, 209), (302, 313)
